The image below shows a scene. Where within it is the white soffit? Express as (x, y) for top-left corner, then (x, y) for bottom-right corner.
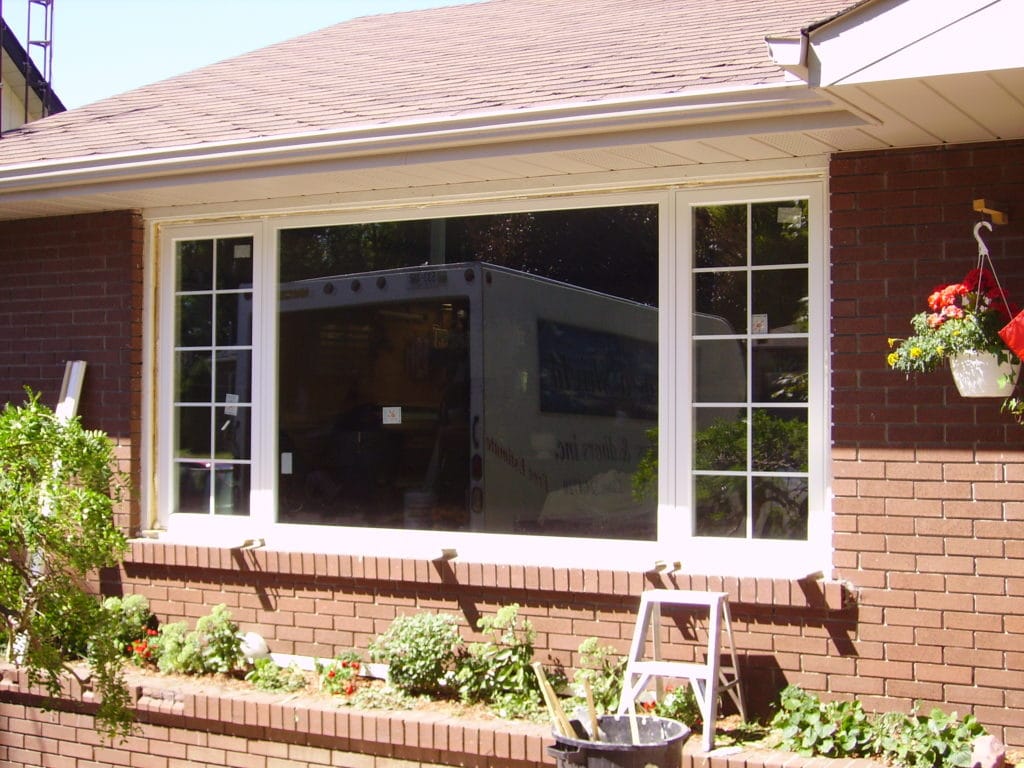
(809, 0), (1022, 86)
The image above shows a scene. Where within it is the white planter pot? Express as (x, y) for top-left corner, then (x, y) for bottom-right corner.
(949, 351), (1021, 397)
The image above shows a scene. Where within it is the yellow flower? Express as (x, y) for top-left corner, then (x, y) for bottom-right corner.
(887, 338), (897, 348)
(887, 352), (898, 367)
(909, 347), (923, 358)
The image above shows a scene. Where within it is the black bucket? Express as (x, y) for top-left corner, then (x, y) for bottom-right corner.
(546, 715), (691, 768)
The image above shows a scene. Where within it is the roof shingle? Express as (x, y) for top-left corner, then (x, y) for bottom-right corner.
(0, 0), (855, 167)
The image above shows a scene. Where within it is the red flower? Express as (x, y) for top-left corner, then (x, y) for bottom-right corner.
(962, 267), (997, 293)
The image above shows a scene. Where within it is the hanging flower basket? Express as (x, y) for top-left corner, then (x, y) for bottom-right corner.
(948, 350), (1021, 397)
(887, 222), (1020, 398)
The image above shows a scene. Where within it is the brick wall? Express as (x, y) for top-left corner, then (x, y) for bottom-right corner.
(2, 142), (1023, 765)
(831, 139), (1024, 746)
(0, 210), (144, 531)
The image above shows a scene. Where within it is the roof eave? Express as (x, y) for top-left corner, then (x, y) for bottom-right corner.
(0, 82), (862, 197)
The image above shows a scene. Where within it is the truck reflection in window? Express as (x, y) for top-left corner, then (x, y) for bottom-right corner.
(276, 262), (657, 540)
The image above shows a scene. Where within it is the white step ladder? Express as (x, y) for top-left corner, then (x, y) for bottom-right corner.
(617, 589), (746, 752)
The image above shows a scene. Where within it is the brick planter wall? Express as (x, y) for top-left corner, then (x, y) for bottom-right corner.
(830, 139), (1024, 746)
(0, 664), (891, 768)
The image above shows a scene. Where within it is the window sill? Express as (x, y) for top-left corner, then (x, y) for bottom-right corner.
(124, 539), (847, 611)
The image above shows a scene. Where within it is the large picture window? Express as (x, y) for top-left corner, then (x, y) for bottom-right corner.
(275, 207), (659, 540)
(155, 183), (826, 573)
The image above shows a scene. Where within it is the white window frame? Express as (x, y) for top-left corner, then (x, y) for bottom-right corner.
(665, 181), (830, 577)
(150, 182), (829, 577)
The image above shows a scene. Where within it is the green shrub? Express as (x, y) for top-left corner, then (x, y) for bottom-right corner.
(151, 605), (243, 676)
(0, 392), (132, 738)
(370, 612), (460, 696)
(192, 605), (244, 674)
(350, 682), (419, 710)
(455, 604), (544, 720)
(102, 594), (154, 651)
(152, 621), (197, 674)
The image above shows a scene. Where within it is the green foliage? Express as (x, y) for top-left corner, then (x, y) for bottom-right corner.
(771, 685), (874, 758)
(245, 658), (307, 693)
(369, 612), (460, 696)
(350, 681), (420, 710)
(0, 391), (131, 739)
(102, 594), (154, 651)
(770, 686), (986, 768)
(193, 605), (244, 674)
(315, 650), (362, 696)
(455, 604), (544, 720)
(632, 428), (658, 502)
(654, 685), (701, 726)
(569, 637), (625, 715)
(151, 605), (243, 676)
(887, 312), (1011, 374)
(151, 621), (195, 674)
(871, 707), (986, 768)
(887, 268), (1014, 375)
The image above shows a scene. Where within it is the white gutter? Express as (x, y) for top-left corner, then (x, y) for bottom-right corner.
(0, 82), (857, 194)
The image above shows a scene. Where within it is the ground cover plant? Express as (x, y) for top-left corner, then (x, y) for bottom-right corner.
(769, 685), (987, 768)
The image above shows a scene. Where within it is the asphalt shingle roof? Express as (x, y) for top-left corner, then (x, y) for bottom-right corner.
(0, 0), (856, 167)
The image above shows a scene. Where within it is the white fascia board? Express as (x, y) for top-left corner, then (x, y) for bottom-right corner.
(808, 0), (1017, 86)
(0, 83), (854, 195)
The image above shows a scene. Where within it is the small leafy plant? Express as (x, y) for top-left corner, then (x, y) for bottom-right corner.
(245, 658), (308, 693)
(103, 594), (155, 652)
(570, 637), (625, 715)
(127, 628), (160, 667)
(369, 612), (460, 696)
(455, 604), (544, 720)
(771, 684), (874, 758)
(871, 706), (986, 768)
(316, 650), (363, 696)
